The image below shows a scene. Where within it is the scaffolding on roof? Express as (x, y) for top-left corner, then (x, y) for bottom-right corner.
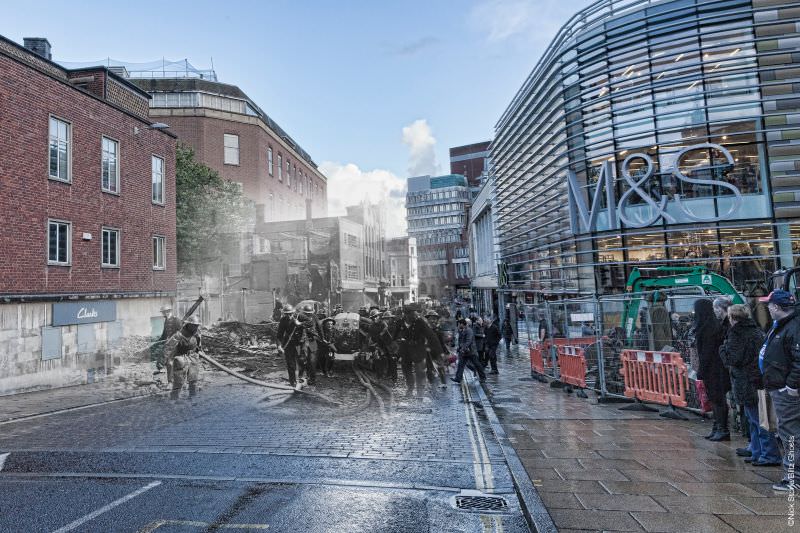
(58, 58), (217, 81)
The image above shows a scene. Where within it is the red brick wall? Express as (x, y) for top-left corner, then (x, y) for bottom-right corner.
(161, 115), (327, 220)
(0, 53), (177, 295)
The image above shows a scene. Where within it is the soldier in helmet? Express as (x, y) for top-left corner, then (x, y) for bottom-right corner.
(317, 317), (337, 377)
(155, 304), (182, 375)
(297, 303), (323, 385)
(367, 308), (399, 380)
(394, 304), (443, 396)
(277, 304), (302, 387)
(425, 310), (449, 389)
(163, 315), (203, 400)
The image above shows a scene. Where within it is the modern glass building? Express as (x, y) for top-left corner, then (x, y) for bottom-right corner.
(493, 0), (800, 300)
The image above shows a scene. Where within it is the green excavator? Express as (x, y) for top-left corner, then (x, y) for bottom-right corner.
(621, 266), (745, 340)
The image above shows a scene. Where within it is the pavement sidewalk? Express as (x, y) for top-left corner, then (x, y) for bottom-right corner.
(0, 364), (165, 423)
(481, 342), (792, 533)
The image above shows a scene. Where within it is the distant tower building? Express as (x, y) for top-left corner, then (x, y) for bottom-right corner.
(406, 174), (471, 302)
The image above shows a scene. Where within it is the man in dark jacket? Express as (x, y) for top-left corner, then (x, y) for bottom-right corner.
(395, 304), (442, 396)
(485, 316), (501, 374)
(720, 304), (781, 466)
(501, 317), (516, 354)
(758, 290), (800, 492)
(451, 319), (486, 384)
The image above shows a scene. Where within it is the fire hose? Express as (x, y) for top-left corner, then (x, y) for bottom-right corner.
(199, 351), (342, 406)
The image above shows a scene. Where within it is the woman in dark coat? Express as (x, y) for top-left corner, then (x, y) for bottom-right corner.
(719, 305), (781, 465)
(693, 298), (731, 441)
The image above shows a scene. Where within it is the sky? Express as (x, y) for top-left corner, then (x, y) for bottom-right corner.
(5, 0), (595, 235)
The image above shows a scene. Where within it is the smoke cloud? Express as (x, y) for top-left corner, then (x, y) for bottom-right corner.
(402, 119), (440, 177)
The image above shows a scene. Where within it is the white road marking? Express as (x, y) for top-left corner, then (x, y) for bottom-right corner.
(51, 480), (162, 533)
(0, 453), (9, 471)
(139, 520), (269, 532)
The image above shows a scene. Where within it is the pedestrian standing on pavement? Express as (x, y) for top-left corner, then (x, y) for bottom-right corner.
(485, 315), (501, 375)
(720, 304), (781, 466)
(694, 298), (730, 441)
(757, 290), (800, 492)
(451, 319), (486, 384)
(473, 317), (487, 367)
(502, 316), (515, 354)
(164, 315), (203, 400)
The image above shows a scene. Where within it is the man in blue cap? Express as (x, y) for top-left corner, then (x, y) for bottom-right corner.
(758, 289), (800, 492)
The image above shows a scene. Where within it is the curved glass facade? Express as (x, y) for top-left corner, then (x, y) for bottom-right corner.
(494, 0), (800, 298)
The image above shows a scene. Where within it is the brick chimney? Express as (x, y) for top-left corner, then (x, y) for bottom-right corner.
(23, 38), (51, 60)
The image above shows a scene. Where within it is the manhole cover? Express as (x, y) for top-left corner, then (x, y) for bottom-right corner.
(453, 494), (509, 513)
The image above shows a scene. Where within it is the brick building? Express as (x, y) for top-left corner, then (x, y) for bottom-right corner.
(449, 141), (490, 187)
(129, 78), (327, 222)
(0, 37), (177, 394)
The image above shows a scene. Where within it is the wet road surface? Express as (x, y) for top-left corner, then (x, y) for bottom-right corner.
(0, 373), (529, 532)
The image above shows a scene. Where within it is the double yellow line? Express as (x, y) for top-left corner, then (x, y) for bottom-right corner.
(460, 381), (505, 533)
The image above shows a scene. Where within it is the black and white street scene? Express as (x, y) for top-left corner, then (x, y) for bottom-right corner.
(3, 1), (800, 532)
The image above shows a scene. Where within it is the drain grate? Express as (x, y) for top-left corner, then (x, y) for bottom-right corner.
(455, 495), (509, 512)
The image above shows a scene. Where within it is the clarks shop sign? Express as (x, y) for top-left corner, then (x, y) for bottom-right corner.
(52, 301), (117, 326)
(567, 143), (743, 234)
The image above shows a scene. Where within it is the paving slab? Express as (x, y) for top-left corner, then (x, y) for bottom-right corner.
(718, 513), (795, 532)
(631, 511), (738, 532)
(482, 342), (792, 533)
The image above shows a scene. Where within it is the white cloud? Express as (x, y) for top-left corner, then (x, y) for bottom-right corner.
(469, 0), (535, 42)
(469, 0), (594, 45)
(402, 119), (440, 177)
(318, 161), (408, 238)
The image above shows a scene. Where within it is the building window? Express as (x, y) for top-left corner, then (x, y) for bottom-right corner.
(49, 116), (71, 182)
(47, 220), (70, 265)
(286, 160), (291, 187)
(224, 134), (240, 165)
(101, 136), (120, 193)
(153, 235), (166, 270)
(152, 155), (164, 204)
(268, 147), (274, 176)
(278, 154), (283, 181)
(101, 227), (120, 267)
(345, 263), (359, 280)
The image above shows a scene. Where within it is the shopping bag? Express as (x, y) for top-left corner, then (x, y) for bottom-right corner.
(695, 379), (713, 413)
(758, 389), (778, 432)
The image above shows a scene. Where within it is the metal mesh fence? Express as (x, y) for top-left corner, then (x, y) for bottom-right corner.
(526, 289), (720, 411)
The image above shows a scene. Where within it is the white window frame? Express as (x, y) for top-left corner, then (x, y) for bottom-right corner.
(47, 219), (71, 266)
(268, 146), (274, 176)
(278, 154), (283, 181)
(101, 136), (120, 194)
(48, 115), (72, 182)
(152, 155), (165, 205)
(152, 235), (166, 270)
(224, 133), (240, 165)
(101, 227), (120, 268)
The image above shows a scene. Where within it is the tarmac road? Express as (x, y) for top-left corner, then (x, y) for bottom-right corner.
(0, 372), (529, 533)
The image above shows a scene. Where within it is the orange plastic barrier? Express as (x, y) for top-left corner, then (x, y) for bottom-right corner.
(620, 349), (689, 407)
(530, 337), (597, 375)
(529, 340), (546, 375)
(557, 345), (587, 388)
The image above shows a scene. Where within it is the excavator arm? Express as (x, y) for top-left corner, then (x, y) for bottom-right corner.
(622, 267), (744, 340)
